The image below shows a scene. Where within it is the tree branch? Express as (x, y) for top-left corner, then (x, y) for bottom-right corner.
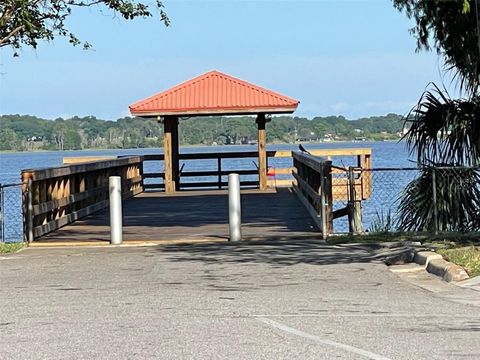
(0, 25), (25, 47)
(0, 0), (169, 54)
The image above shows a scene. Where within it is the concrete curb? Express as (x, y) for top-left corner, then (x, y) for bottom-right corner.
(413, 251), (442, 266)
(413, 251), (469, 282)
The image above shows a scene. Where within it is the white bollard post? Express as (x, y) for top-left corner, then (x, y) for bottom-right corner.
(228, 173), (242, 242)
(109, 176), (123, 245)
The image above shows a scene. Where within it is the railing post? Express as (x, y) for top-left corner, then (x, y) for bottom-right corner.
(348, 167), (363, 234)
(432, 167), (439, 235)
(27, 178), (34, 243)
(324, 161), (333, 234)
(109, 176), (123, 245)
(319, 164), (327, 240)
(228, 173), (242, 242)
(218, 157), (222, 189)
(139, 159), (145, 192)
(348, 167), (354, 234)
(3, 180), (34, 243)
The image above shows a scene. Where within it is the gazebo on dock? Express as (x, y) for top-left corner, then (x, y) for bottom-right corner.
(129, 70), (299, 193)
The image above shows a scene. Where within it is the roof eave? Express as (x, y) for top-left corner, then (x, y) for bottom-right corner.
(130, 106), (299, 118)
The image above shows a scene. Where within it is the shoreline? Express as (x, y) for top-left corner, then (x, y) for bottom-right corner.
(0, 139), (402, 155)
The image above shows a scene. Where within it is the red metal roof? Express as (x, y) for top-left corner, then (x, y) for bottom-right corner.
(129, 70), (299, 117)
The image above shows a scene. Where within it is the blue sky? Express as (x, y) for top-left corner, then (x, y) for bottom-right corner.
(0, 0), (450, 120)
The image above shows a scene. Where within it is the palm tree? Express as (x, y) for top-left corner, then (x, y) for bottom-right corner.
(397, 84), (480, 232)
(393, 1), (480, 232)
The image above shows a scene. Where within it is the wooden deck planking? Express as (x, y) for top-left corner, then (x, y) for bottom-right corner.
(37, 188), (321, 244)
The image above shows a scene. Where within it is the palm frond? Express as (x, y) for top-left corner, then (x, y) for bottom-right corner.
(403, 85), (480, 166)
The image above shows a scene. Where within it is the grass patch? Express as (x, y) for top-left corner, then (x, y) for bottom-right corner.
(0, 242), (25, 254)
(437, 246), (480, 278)
(327, 233), (480, 246)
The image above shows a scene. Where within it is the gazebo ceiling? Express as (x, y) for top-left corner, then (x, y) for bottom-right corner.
(129, 70), (299, 117)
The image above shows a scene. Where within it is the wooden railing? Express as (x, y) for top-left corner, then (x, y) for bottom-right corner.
(21, 156), (144, 241)
(142, 152), (263, 190)
(140, 148), (371, 192)
(292, 151), (333, 238)
(273, 149), (371, 199)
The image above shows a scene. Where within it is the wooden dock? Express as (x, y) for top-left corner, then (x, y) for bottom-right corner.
(35, 188), (320, 245)
(21, 148), (372, 244)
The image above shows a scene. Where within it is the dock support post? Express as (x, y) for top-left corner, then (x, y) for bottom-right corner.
(228, 173), (242, 242)
(256, 114), (268, 191)
(109, 176), (123, 245)
(163, 116), (180, 193)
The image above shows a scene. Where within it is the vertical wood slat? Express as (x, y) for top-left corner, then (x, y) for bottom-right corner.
(79, 174), (86, 212)
(323, 162), (334, 233)
(58, 177), (66, 219)
(53, 178), (60, 220)
(68, 175), (75, 215)
(217, 158), (222, 189)
(163, 117), (174, 193)
(139, 161), (144, 192)
(38, 180), (47, 225)
(21, 172), (33, 242)
(49, 179), (56, 221)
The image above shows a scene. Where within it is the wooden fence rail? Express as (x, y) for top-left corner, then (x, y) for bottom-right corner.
(142, 152), (266, 190)
(21, 156), (144, 241)
(292, 151), (333, 238)
(140, 148), (371, 192)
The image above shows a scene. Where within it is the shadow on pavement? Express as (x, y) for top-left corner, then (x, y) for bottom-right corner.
(158, 239), (402, 267)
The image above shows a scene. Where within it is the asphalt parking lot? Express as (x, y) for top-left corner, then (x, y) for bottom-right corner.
(1, 240), (479, 359)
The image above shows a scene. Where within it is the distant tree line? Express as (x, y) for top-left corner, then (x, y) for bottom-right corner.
(0, 113), (404, 151)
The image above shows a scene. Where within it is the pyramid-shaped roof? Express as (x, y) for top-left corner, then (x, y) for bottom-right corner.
(129, 70), (299, 117)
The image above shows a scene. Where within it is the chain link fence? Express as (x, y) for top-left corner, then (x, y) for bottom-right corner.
(331, 166), (480, 235)
(0, 183), (24, 243)
(1, 167), (479, 241)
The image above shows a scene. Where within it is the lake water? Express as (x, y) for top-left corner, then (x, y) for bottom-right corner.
(0, 141), (413, 184)
(0, 141), (417, 241)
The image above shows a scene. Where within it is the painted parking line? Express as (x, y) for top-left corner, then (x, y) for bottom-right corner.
(257, 317), (392, 360)
(251, 313), (477, 318)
